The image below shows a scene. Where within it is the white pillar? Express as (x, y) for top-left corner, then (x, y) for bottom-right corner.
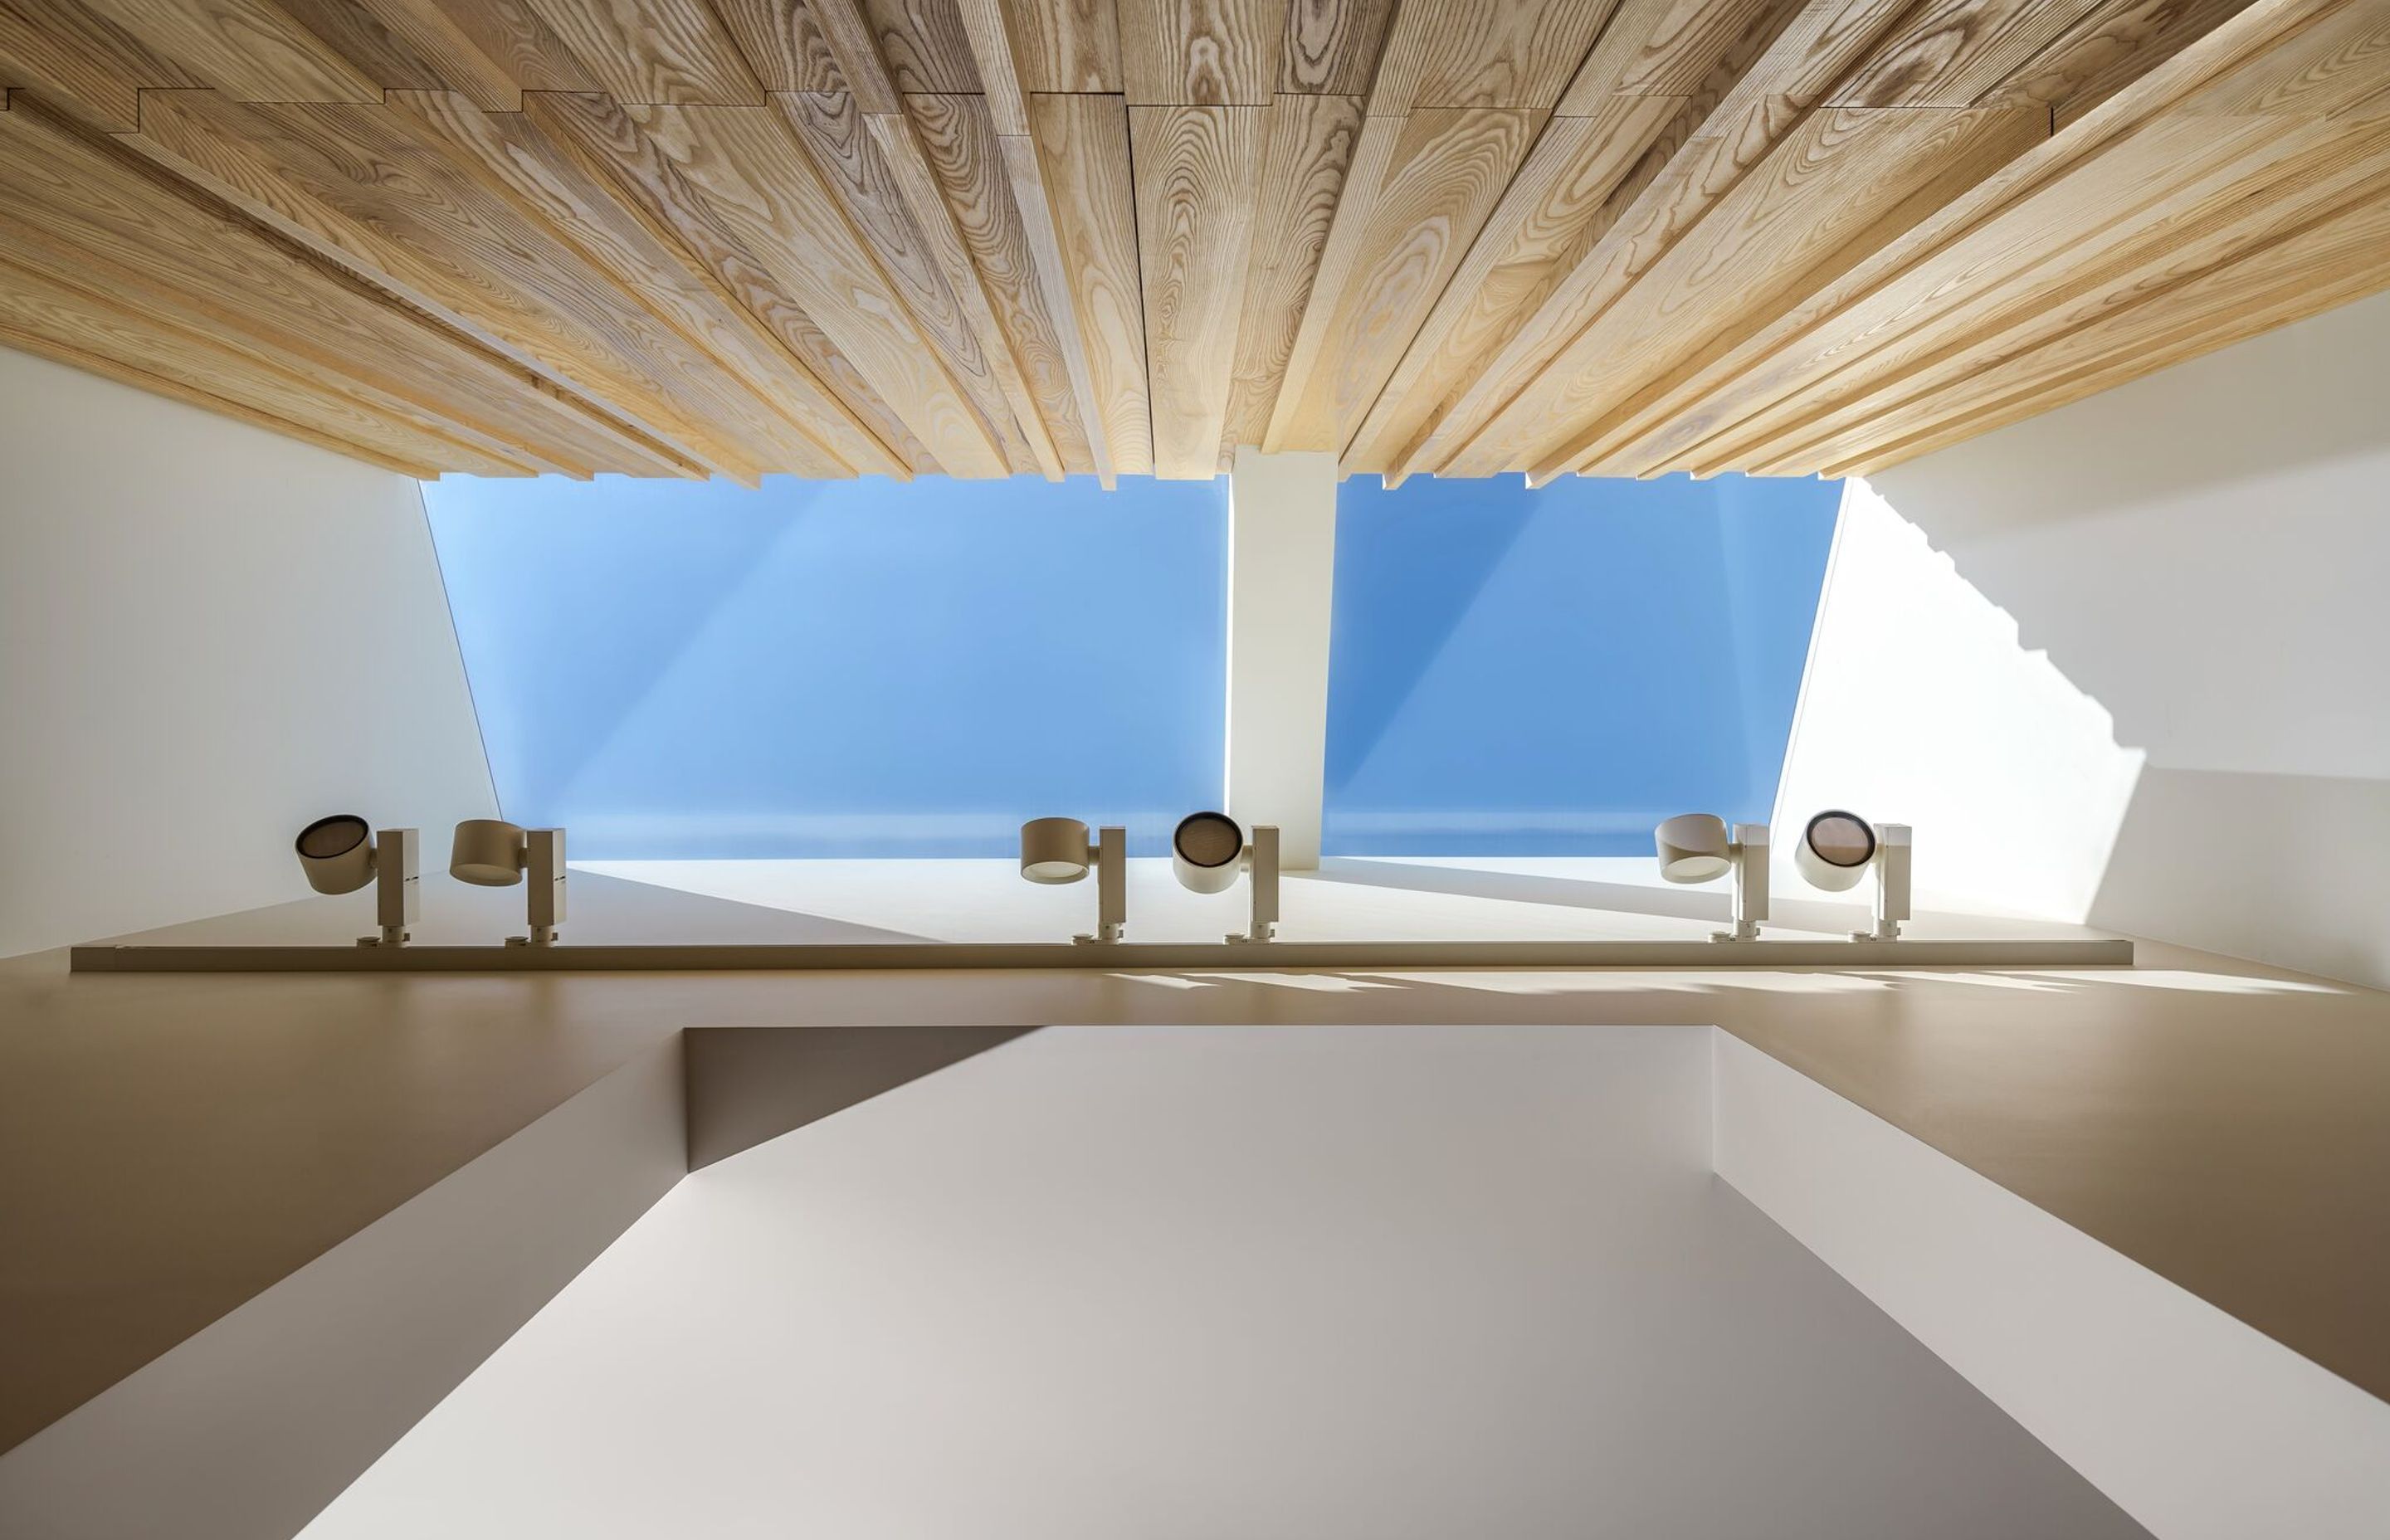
(1224, 446), (1338, 869)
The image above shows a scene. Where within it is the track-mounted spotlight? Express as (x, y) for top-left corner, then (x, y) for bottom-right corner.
(1795, 811), (1910, 941)
(1655, 813), (1768, 941)
(449, 819), (567, 946)
(1019, 816), (1126, 943)
(295, 815), (417, 947)
(1172, 811), (1280, 943)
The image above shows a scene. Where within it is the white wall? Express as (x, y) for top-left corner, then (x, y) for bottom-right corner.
(1787, 288), (2390, 985)
(297, 1026), (2140, 1540)
(0, 347), (495, 957)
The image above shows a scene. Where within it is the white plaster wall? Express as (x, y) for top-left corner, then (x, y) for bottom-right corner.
(1786, 288), (2390, 984)
(0, 348), (495, 956)
(299, 1026), (2141, 1540)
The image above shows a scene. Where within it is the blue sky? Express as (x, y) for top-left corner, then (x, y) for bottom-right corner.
(425, 470), (1838, 859)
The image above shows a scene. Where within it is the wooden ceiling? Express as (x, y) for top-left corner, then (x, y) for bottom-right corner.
(1, 0), (2385, 484)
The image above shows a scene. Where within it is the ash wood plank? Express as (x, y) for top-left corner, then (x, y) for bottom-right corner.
(1001, 0), (1119, 90)
(391, 89), (871, 475)
(518, 0), (767, 102)
(1558, 0), (1785, 104)
(129, 90), (782, 481)
(905, 93), (1093, 472)
(1265, 105), (1541, 456)
(1995, 0), (2256, 128)
(525, 88), (928, 472)
(0, 0), (198, 129)
(609, 100), (1012, 474)
(1389, 0), (1988, 478)
(1030, 90), (1152, 475)
(1131, 103), (1262, 476)
(75, 0), (383, 100)
(1570, 0), (2366, 475)
(1222, 90), (1361, 461)
(1662, 112), (2336, 473)
(861, 0), (983, 91)
(778, 90), (1037, 471)
(715, 0), (851, 91)
(798, 0), (901, 110)
(1280, 0), (1394, 93)
(0, 317), (436, 475)
(1119, 0), (1285, 103)
(0, 95), (668, 474)
(1259, 107), (1400, 449)
(1368, 0), (1623, 112)
(1742, 121), (2390, 474)
(378, 0), (598, 95)
(1344, 91), (1681, 475)
(0, 215), (578, 472)
(870, 105), (1068, 475)
(1830, 0), (2110, 108)
(0, 256), (524, 475)
(1822, 169), (2390, 474)
(1490, 102), (2046, 480)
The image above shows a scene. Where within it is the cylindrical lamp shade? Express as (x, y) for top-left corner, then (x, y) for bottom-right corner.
(450, 819), (528, 886)
(1172, 811), (1244, 894)
(1796, 811), (1876, 891)
(295, 814), (374, 894)
(1020, 817), (1093, 884)
(1655, 813), (1733, 884)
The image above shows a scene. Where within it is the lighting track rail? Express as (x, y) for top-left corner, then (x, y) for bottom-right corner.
(70, 938), (2132, 974)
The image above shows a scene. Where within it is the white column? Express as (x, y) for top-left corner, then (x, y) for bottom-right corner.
(1224, 447), (1338, 869)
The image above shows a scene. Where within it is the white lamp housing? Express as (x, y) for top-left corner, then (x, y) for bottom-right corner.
(1171, 811), (1280, 943)
(1019, 816), (1126, 943)
(1655, 813), (1769, 941)
(295, 815), (417, 948)
(1794, 811), (1912, 941)
(449, 819), (567, 946)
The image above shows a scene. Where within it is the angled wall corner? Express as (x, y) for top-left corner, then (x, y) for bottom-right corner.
(0, 346), (496, 958)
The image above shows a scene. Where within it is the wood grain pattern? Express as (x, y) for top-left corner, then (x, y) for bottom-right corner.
(867, 105), (1066, 475)
(1222, 90), (1362, 460)
(617, 100), (1010, 472)
(862, 0), (984, 90)
(1345, 91), (1683, 475)
(128, 90), (784, 481)
(1119, 0), (1287, 103)
(1369, 0), (1625, 111)
(0, 95), (667, 473)
(527, 87), (926, 472)
(0, 0), (198, 129)
(1133, 103), (1261, 475)
(1002, 0), (1119, 89)
(0, 0), (2362, 480)
(393, 88), (868, 475)
(1031, 90), (1153, 475)
(518, 0), (768, 102)
(75, 0), (383, 101)
(903, 93), (1094, 471)
(1267, 106), (1541, 454)
(1280, 0), (1395, 92)
(713, 0), (851, 91)
(1500, 102), (2048, 480)
(777, 89), (1036, 470)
